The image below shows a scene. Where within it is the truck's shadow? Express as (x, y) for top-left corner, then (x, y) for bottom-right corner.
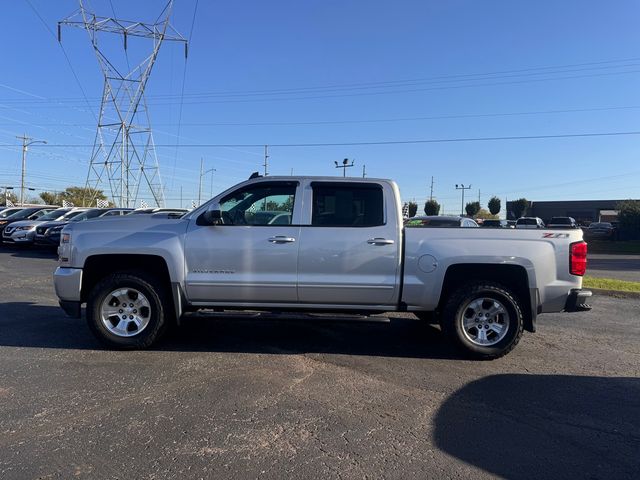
(0, 302), (460, 359)
(435, 374), (640, 479)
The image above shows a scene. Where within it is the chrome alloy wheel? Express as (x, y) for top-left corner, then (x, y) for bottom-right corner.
(100, 288), (151, 337)
(459, 297), (510, 346)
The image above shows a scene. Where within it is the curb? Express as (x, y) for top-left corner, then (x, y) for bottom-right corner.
(589, 288), (640, 300)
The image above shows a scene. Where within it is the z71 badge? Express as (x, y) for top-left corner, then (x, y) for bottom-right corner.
(542, 233), (570, 238)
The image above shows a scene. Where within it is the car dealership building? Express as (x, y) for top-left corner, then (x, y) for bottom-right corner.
(506, 199), (626, 225)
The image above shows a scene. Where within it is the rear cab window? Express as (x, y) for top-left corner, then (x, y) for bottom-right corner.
(310, 182), (384, 227)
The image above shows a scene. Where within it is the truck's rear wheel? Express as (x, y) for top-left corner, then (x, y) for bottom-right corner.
(86, 272), (169, 349)
(441, 282), (523, 360)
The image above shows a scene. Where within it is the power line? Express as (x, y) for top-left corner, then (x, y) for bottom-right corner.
(24, 0), (99, 124)
(4, 55), (640, 105)
(1, 104), (637, 128)
(7, 130), (640, 148)
(171, 0), (199, 189)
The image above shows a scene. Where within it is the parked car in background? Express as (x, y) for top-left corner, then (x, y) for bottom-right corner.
(0, 207), (24, 219)
(35, 208), (120, 247)
(98, 208), (133, 217)
(2, 207), (73, 245)
(515, 217), (545, 229)
(0, 207), (57, 238)
(547, 217), (578, 229)
(406, 215), (479, 228)
(481, 219), (512, 228)
(130, 208), (189, 216)
(585, 222), (616, 240)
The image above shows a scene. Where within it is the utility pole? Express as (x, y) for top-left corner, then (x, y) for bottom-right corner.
(478, 189), (481, 204)
(429, 176), (434, 201)
(16, 134), (46, 206)
(263, 145), (269, 176)
(334, 158), (354, 177)
(180, 185), (183, 209)
(198, 158), (216, 206)
(362, 165), (366, 178)
(455, 183), (472, 216)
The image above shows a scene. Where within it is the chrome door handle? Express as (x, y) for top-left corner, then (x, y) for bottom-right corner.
(367, 238), (395, 245)
(268, 236), (296, 243)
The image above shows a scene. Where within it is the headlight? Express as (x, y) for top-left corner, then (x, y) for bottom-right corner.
(51, 226), (64, 232)
(16, 225), (35, 231)
(61, 233), (71, 244)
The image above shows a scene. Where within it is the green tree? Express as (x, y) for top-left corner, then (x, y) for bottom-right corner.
(40, 186), (110, 207)
(617, 200), (640, 229)
(40, 191), (62, 205)
(488, 196), (501, 215)
(475, 208), (498, 220)
(408, 201), (418, 217)
(465, 201), (481, 217)
(424, 199), (441, 216)
(512, 198), (529, 219)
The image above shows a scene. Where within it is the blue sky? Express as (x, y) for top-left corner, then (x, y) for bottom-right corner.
(1, 0), (639, 212)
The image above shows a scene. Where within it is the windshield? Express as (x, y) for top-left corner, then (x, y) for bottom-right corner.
(550, 217), (571, 224)
(62, 210), (87, 220)
(590, 222), (612, 228)
(69, 210), (105, 222)
(0, 208), (21, 218)
(7, 208), (39, 220)
(37, 209), (70, 221)
(517, 218), (537, 225)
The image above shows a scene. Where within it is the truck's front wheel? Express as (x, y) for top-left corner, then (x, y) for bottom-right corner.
(442, 282), (524, 360)
(86, 272), (169, 349)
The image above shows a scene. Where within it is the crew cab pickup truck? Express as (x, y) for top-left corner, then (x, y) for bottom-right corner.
(54, 176), (592, 359)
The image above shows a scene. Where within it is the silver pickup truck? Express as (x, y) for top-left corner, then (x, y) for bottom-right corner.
(54, 176), (592, 359)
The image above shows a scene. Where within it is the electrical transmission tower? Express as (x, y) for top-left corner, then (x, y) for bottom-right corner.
(59, 1), (187, 207)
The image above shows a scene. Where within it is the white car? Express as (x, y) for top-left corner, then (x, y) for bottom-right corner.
(515, 217), (545, 229)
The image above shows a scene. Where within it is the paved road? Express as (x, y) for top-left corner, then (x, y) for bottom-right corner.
(0, 247), (638, 479)
(587, 253), (640, 282)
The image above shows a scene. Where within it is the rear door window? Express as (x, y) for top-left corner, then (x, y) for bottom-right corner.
(311, 183), (384, 227)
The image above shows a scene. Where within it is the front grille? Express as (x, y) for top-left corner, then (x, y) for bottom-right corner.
(4, 227), (14, 234)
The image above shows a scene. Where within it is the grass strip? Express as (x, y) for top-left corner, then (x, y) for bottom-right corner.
(583, 276), (640, 293)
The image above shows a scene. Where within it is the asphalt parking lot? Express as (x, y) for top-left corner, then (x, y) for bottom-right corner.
(0, 247), (638, 480)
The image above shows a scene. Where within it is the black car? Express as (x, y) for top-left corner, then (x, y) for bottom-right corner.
(405, 215), (479, 227)
(35, 208), (113, 247)
(0, 207), (55, 237)
(481, 219), (512, 228)
(585, 222), (616, 240)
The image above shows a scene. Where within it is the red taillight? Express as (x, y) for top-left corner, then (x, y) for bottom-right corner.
(570, 241), (587, 276)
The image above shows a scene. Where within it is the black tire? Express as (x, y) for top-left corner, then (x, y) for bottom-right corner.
(441, 282), (524, 360)
(86, 272), (170, 349)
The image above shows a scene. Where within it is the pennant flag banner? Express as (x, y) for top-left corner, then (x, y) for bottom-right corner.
(140, 200), (148, 209)
(5, 199), (14, 207)
(62, 200), (74, 208)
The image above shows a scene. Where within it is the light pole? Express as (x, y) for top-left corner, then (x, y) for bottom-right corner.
(16, 134), (46, 206)
(455, 184), (472, 216)
(334, 158), (354, 177)
(198, 158), (216, 206)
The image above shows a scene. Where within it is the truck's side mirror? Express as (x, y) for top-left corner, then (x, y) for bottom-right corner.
(203, 202), (223, 225)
